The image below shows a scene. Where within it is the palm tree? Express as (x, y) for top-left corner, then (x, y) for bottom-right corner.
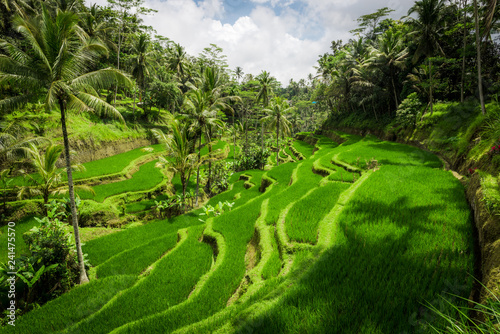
(261, 97), (293, 166)
(351, 62), (380, 120)
(167, 43), (192, 90)
(227, 120), (243, 165)
(408, 0), (447, 115)
(256, 71), (277, 165)
(152, 121), (197, 202)
(0, 121), (48, 164)
(234, 66), (244, 83)
(80, 3), (115, 51)
(129, 33), (157, 117)
(0, 6), (131, 283)
(182, 89), (223, 205)
(474, 0), (497, 114)
(368, 30), (409, 110)
(130, 34), (156, 92)
(194, 67), (241, 192)
(18, 143), (93, 213)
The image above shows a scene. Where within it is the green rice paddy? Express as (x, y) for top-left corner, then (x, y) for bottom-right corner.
(6, 132), (474, 333)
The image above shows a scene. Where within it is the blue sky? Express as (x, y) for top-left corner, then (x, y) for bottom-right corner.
(89, 0), (417, 84)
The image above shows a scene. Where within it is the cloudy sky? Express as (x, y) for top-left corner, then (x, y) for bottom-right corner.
(88, 0), (417, 85)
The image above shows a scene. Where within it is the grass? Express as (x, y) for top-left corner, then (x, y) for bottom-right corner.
(334, 135), (442, 169)
(125, 194), (169, 213)
(95, 231), (178, 278)
(9, 132), (475, 334)
(71, 144), (164, 180)
(236, 165), (473, 333)
(3, 275), (137, 334)
(0, 216), (38, 263)
(78, 160), (165, 202)
(7, 143), (164, 187)
(261, 225), (282, 279)
(69, 225), (212, 334)
(292, 140), (315, 158)
(286, 181), (351, 244)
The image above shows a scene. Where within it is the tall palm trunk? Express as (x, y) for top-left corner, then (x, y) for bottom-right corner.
(461, 0), (468, 102)
(59, 98), (89, 284)
(195, 135), (201, 206)
(474, 0), (486, 114)
(391, 67), (399, 110)
(133, 90), (136, 120)
(276, 115), (280, 166)
(114, 13), (123, 105)
(429, 57), (434, 115)
(261, 102), (266, 169)
(206, 140), (212, 194)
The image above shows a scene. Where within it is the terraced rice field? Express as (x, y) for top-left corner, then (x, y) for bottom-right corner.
(7, 132), (474, 333)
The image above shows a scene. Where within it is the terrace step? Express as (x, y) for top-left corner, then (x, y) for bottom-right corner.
(66, 226), (212, 334)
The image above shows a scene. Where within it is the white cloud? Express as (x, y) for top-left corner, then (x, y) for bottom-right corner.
(86, 0), (416, 85)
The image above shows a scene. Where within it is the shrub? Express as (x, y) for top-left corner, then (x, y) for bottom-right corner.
(0, 215), (82, 314)
(395, 92), (422, 127)
(79, 200), (120, 227)
(209, 161), (234, 195)
(234, 144), (270, 171)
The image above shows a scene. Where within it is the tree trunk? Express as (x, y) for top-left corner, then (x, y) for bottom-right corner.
(181, 174), (186, 212)
(276, 116), (280, 166)
(59, 99), (88, 284)
(195, 135), (201, 206)
(429, 58), (434, 116)
(133, 89), (136, 121)
(206, 140), (212, 195)
(114, 14), (123, 106)
(461, 0), (468, 102)
(474, 0), (486, 114)
(43, 192), (49, 216)
(391, 70), (399, 111)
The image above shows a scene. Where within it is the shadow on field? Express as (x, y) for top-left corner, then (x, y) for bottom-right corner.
(236, 181), (473, 334)
(363, 142), (442, 168)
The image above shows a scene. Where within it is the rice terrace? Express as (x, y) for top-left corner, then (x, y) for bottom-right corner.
(0, 0), (499, 333)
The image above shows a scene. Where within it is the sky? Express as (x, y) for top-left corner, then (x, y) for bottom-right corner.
(88, 0), (418, 85)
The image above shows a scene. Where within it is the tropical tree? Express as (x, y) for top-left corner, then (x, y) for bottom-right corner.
(227, 120), (243, 165)
(368, 30), (409, 110)
(0, 6), (132, 283)
(129, 33), (156, 96)
(167, 43), (192, 90)
(408, 0), (448, 115)
(261, 97), (293, 166)
(194, 66), (241, 192)
(182, 89), (222, 205)
(152, 121), (197, 203)
(18, 143), (93, 213)
(79, 3), (115, 51)
(473, 0), (497, 114)
(0, 122), (48, 164)
(256, 70), (277, 163)
(234, 66), (244, 83)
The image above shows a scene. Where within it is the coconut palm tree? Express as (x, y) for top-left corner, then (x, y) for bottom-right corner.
(0, 6), (132, 283)
(256, 71), (277, 166)
(0, 121), (48, 165)
(261, 97), (293, 166)
(167, 43), (192, 91)
(130, 33), (156, 94)
(234, 66), (244, 83)
(18, 143), (94, 214)
(474, 0), (497, 114)
(152, 121), (197, 202)
(182, 89), (223, 205)
(408, 0), (448, 115)
(197, 67), (241, 190)
(368, 30), (409, 110)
